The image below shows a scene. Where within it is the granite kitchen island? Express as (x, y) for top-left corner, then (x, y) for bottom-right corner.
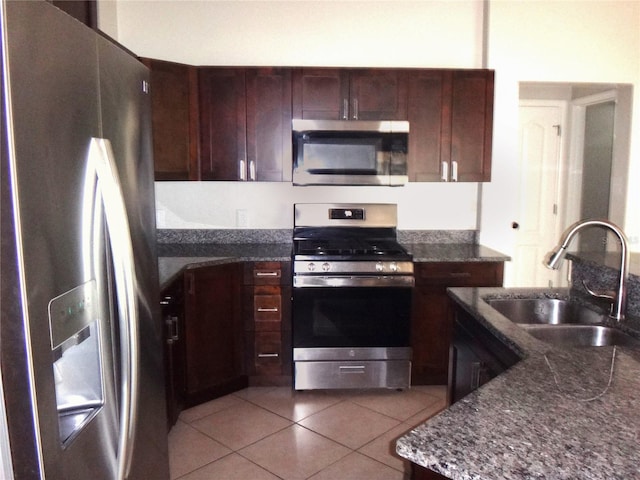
(397, 285), (640, 480)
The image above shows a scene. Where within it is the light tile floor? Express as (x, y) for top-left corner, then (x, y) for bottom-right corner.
(168, 385), (447, 480)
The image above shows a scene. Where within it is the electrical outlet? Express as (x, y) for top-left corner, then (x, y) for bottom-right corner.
(236, 209), (248, 227)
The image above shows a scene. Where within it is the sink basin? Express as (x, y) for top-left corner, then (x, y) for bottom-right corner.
(487, 298), (606, 325)
(521, 325), (640, 348)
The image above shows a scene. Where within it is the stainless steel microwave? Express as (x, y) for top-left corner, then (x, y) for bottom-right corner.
(292, 119), (409, 186)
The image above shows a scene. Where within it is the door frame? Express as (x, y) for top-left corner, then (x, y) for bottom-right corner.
(566, 90), (618, 229)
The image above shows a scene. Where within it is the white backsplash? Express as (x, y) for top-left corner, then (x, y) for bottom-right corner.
(154, 181), (480, 230)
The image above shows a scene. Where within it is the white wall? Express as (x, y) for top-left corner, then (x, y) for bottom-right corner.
(155, 181), (479, 229)
(103, 1), (640, 251)
(109, 0), (486, 231)
(113, 1), (484, 68)
(482, 0), (640, 284)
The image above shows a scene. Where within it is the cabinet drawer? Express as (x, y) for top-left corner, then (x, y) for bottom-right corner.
(415, 262), (503, 287)
(244, 261), (283, 285)
(254, 294), (282, 329)
(254, 331), (282, 375)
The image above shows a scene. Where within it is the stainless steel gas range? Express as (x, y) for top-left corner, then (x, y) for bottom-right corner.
(292, 203), (414, 390)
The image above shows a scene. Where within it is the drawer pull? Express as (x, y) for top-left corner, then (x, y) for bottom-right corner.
(257, 353), (279, 358)
(257, 307), (279, 313)
(339, 365), (365, 373)
(256, 271), (279, 277)
(450, 272), (472, 278)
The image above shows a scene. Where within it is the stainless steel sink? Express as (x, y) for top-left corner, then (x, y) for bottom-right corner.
(487, 298), (606, 325)
(521, 325), (640, 348)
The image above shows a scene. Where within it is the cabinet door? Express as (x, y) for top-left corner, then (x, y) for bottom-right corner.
(411, 284), (453, 384)
(411, 262), (504, 385)
(450, 70), (494, 182)
(406, 70), (451, 181)
(246, 68), (292, 181)
(292, 68), (349, 120)
(199, 68), (247, 180)
(160, 276), (185, 427)
(292, 68), (407, 121)
(349, 69), (407, 120)
(143, 58), (199, 180)
(183, 263), (246, 406)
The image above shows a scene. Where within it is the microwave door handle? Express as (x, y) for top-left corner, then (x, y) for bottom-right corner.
(89, 138), (139, 480)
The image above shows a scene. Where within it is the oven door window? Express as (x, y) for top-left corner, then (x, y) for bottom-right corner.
(292, 286), (412, 348)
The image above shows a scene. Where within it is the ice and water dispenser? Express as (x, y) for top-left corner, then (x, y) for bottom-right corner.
(48, 280), (104, 445)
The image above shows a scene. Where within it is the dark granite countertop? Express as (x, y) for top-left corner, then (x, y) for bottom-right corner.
(157, 242), (509, 289)
(403, 243), (510, 263)
(157, 243), (293, 288)
(396, 287), (640, 479)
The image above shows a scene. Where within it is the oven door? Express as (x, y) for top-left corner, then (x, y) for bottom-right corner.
(292, 280), (412, 350)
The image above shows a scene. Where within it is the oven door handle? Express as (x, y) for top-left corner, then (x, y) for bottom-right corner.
(294, 275), (415, 288)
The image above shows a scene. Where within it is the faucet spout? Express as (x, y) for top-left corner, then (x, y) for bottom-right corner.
(544, 219), (629, 321)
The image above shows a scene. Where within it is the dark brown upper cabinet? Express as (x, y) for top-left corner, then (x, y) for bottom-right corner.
(292, 68), (408, 121)
(145, 60), (494, 183)
(450, 70), (494, 182)
(143, 58), (199, 180)
(50, 0), (97, 29)
(407, 69), (494, 182)
(199, 68), (292, 181)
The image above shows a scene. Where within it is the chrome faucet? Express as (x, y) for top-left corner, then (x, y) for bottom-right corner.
(544, 219), (629, 321)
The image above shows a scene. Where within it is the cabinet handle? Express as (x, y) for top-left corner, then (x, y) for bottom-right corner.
(160, 295), (172, 306)
(452, 160), (458, 182)
(449, 272), (472, 278)
(470, 362), (481, 390)
(352, 98), (358, 119)
(249, 160), (256, 181)
(165, 315), (179, 343)
(257, 353), (279, 358)
(239, 159), (246, 181)
(441, 161), (449, 182)
(257, 307), (279, 312)
(256, 271), (279, 277)
(342, 99), (349, 120)
(186, 273), (195, 295)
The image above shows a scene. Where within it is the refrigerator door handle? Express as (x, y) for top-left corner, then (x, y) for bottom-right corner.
(88, 138), (139, 480)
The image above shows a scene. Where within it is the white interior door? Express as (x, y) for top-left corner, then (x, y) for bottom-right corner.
(513, 103), (566, 287)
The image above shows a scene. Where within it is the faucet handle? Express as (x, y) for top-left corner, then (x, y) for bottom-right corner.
(582, 280), (615, 302)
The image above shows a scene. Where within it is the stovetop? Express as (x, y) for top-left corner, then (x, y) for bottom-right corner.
(295, 238), (408, 258)
(293, 227), (411, 262)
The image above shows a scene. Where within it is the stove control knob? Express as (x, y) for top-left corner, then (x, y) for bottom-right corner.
(307, 262), (316, 272)
(322, 263), (331, 272)
(376, 262), (384, 272)
(389, 262), (398, 272)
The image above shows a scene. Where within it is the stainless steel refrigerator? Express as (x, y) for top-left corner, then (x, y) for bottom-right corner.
(0, 1), (169, 478)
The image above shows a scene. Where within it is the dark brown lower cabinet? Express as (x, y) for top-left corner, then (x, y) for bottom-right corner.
(411, 464), (451, 479)
(448, 304), (520, 405)
(160, 275), (186, 427)
(243, 262), (292, 386)
(182, 263), (247, 407)
(411, 262), (504, 385)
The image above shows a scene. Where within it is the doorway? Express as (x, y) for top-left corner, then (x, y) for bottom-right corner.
(511, 83), (630, 288)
